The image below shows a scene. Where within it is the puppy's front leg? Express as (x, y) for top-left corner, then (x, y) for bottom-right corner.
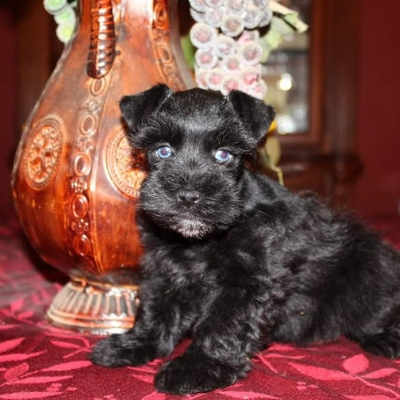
(90, 280), (194, 368)
(155, 286), (271, 394)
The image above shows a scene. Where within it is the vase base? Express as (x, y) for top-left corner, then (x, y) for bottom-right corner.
(46, 277), (139, 335)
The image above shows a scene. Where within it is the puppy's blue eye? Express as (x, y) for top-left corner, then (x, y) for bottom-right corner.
(156, 145), (172, 159)
(215, 149), (232, 163)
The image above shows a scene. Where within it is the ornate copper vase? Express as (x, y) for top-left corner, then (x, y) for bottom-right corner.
(11, 0), (193, 334)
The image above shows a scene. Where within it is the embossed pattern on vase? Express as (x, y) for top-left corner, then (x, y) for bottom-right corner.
(106, 130), (147, 198)
(67, 77), (111, 273)
(23, 118), (64, 190)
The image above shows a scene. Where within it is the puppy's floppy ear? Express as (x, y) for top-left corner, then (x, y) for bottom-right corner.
(227, 90), (275, 144)
(119, 83), (173, 131)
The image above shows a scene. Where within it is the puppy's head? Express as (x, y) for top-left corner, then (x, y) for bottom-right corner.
(120, 84), (275, 239)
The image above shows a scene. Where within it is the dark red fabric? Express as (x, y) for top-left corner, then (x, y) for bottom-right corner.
(1, 211), (400, 399)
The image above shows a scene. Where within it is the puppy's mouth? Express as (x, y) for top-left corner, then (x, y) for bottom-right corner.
(171, 217), (212, 239)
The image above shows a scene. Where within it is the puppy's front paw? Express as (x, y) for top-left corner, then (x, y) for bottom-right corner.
(90, 334), (156, 367)
(155, 351), (245, 394)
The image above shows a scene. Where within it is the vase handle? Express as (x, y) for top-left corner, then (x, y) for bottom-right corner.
(87, 0), (116, 79)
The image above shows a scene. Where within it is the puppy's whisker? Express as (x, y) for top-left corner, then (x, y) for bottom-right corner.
(254, 209), (270, 218)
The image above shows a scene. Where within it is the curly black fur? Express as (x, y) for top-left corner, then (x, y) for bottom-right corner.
(90, 84), (400, 395)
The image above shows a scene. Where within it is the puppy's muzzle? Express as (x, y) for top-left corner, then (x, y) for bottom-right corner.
(177, 189), (201, 206)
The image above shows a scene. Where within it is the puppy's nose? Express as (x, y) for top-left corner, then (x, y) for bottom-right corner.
(177, 190), (201, 205)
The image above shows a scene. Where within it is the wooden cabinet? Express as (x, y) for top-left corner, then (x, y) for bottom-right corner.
(272, 0), (362, 207)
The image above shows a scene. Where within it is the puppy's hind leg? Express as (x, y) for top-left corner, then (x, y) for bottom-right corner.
(90, 280), (196, 368)
(349, 246), (400, 360)
(155, 286), (273, 395)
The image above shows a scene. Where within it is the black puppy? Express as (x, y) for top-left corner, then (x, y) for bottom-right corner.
(90, 84), (400, 395)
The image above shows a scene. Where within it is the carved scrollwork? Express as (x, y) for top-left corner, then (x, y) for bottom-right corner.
(152, 0), (169, 30)
(151, 0), (187, 91)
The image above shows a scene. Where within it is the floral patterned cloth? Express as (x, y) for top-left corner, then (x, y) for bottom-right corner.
(1, 211), (400, 400)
